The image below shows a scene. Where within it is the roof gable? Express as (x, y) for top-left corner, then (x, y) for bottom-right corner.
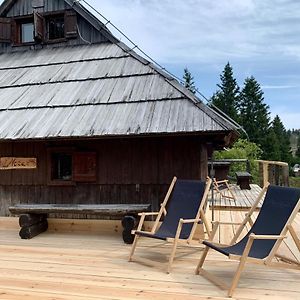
(0, 0), (239, 144)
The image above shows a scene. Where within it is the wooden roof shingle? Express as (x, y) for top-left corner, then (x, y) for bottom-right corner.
(0, 1), (239, 142)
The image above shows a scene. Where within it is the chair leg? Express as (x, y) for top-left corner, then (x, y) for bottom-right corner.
(228, 255), (247, 297)
(128, 235), (139, 261)
(167, 237), (180, 273)
(195, 245), (210, 274)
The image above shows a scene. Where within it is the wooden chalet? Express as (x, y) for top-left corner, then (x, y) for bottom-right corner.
(0, 0), (239, 217)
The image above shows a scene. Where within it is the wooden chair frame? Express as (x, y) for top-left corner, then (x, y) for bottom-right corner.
(129, 177), (212, 273)
(213, 178), (236, 201)
(195, 183), (300, 297)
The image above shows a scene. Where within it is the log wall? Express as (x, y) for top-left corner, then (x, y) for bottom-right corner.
(0, 136), (208, 217)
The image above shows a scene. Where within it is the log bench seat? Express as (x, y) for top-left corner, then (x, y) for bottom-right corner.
(9, 204), (151, 244)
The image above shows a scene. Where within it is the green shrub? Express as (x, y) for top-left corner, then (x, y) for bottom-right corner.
(214, 139), (262, 184)
(289, 177), (300, 188)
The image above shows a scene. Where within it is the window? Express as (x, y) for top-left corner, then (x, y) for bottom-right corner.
(51, 153), (72, 181)
(8, 10), (77, 46)
(47, 148), (97, 185)
(21, 22), (34, 43)
(48, 15), (64, 40)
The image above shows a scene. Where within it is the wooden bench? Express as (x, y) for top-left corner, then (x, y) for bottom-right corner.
(9, 204), (151, 244)
(235, 171), (252, 190)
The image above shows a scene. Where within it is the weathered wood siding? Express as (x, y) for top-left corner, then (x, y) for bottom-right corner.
(0, 0), (110, 53)
(6, 0), (66, 16)
(0, 136), (208, 217)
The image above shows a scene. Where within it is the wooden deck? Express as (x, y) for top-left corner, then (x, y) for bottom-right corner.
(209, 184), (263, 211)
(0, 206), (299, 300)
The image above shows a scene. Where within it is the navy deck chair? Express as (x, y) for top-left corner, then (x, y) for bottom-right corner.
(129, 177), (212, 273)
(195, 184), (300, 297)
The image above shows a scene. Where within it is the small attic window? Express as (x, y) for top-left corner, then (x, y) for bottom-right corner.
(48, 15), (65, 40)
(21, 22), (34, 43)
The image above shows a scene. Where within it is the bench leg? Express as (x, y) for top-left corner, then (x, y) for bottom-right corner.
(19, 214), (48, 239)
(122, 215), (138, 244)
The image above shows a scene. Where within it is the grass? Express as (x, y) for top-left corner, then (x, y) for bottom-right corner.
(289, 177), (300, 188)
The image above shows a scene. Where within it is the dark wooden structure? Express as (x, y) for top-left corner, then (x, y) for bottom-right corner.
(235, 171), (252, 190)
(0, 137), (213, 215)
(0, 0), (238, 219)
(9, 203), (151, 242)
(208, 161), (231, 181)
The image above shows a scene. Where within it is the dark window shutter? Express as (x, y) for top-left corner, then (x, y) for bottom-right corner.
(65, 10), (77, 39)
(0, 17), (11, 42)
(73, 152), (97, 182)
(34, 11), (44, 42)
(11, 19), (18, 44)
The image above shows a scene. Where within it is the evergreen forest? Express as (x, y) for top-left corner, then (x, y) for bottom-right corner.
(182, 64), (300, 182)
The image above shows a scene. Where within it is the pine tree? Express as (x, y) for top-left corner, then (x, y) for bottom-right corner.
(296, 138), (300, 158)
(182, 68), (196, 94)
(272, 115), (292, 162)
(211, 62), (239, 121)
(238, 76), (271, 158)
(263, 128), (281, 161)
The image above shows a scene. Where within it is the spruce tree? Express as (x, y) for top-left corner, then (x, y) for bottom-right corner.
(296, 138), (300, 158)
(264, 128), (281, 161)
(272, 115), (292, 162)
(239, 76), (271, 158)
(211, 62), (239, 121)
(182, 68), (196, 94)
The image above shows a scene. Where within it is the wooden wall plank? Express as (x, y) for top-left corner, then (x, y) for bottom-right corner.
(0, 136), (208, 216)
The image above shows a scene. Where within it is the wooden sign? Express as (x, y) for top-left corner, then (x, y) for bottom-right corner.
(0, 157), (37, 170)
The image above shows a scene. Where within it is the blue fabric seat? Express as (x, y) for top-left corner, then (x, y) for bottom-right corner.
(203, 185), (300, 259)
(135, 179), (206, 240)
(196, 184), (300, 297)
(129, 177), (211, 273)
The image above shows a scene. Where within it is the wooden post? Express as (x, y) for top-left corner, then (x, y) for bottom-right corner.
(263, 162), (269, 187)
(200, 144), (208, 180)
(282, 165), (289, 187)
(257, 160), (289, 187)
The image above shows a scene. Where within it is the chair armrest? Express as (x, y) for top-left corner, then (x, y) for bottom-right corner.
(232, 233), (288, 262)
(214, 180), (228, 184)
(138, 212), (159, 217)
(136, 212), (163, 233)
(212, 221), (242, 226)
(180, 218), (202, 224)
(249, 234), (286, 240)
(131, 229), (153, 235)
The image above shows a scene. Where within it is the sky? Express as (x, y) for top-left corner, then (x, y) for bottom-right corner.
(78, 1), (300, 129)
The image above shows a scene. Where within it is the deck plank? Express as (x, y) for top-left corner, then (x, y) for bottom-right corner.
(0, 216), (299, 300)
(209, 184), (263, 211)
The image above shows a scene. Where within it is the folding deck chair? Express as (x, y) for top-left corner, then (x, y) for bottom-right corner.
(195, 184), (300, 297)
(129, 177), (212, 273)
(213, 178), (236, 201)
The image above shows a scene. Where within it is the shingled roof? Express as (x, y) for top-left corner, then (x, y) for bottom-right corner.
(0, 0), (239, 142)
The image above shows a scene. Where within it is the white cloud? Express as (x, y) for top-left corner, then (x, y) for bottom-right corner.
(81, 0), (300, 129)
(84, 0), (300, 64)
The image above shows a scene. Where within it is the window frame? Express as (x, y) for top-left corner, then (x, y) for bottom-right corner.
(47, 147), (75, 186)
(13, 15), (35, 46)
(10, 10), (77, 46)
(47, 148), (97, 186)
(45, 12), (66, 42)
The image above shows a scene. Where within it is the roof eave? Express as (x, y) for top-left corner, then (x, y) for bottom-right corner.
(0, 129), (238, 143)
(0, 0), (14, 16)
